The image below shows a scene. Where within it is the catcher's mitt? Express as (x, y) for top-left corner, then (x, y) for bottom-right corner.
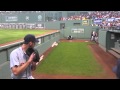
(26, 48), (40, 62)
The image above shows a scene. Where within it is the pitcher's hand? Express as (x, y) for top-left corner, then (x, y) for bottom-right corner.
(28, 53), (35, 63)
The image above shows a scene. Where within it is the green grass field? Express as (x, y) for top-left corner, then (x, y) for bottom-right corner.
(0, 29), (104, 76)
(0, 29), (50, 44)
(35, 42), (104, 76)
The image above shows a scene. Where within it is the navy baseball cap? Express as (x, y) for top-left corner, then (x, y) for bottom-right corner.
(24, 34), (39, 44)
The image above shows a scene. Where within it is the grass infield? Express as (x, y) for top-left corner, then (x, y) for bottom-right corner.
(35, 42), (104, 76)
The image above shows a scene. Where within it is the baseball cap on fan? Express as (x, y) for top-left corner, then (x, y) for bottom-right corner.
(23, 34), (39, 44)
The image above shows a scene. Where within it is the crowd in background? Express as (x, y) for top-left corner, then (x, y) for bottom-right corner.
(1, 11), (120, 30)
(60, 11), (120, 20)
(90, 11), (120, 30)
(60, 11), (120, 30)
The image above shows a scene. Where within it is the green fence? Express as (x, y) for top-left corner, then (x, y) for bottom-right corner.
(44, 20), (99, 39)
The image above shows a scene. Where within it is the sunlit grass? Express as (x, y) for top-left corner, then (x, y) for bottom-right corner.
(35, 42), (104, 76)
(0, 29), (50, 44)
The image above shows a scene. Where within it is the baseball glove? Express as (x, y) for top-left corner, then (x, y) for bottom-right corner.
(26, 48), (40, 62)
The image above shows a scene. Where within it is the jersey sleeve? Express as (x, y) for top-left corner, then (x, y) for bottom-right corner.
(10, 51), (19, 68)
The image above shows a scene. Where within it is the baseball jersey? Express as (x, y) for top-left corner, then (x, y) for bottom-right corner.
(10, 47), (32, 79)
